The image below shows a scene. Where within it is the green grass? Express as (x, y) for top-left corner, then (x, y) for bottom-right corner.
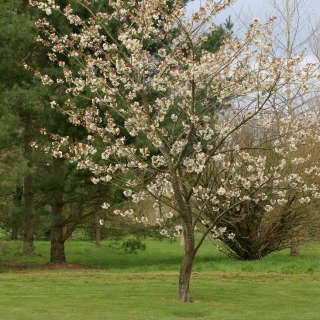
(0, 238), (320, 319)
(0, 271), (319, 320)
(2, 237), (320, 273)
(25, 238), (320, 274)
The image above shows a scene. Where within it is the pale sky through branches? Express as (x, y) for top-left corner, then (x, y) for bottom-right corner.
(187, 0), (320, 25)
(187, 0), (320, 61)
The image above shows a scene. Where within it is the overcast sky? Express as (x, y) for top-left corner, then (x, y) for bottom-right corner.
(186, 0), (320, 26)
(186, 0), (320, 59)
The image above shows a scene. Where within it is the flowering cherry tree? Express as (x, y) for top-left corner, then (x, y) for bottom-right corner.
(28, 0), (320, 301)
(197, 109), (320, 260)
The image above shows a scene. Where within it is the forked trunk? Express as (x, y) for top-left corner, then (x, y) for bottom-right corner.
(170, 171), (195, 302)
(178, 228), (195, 302)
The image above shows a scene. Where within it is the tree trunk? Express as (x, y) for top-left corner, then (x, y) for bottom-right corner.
(22, 117), (34, 253)
(91, 214), (96, 241)
(170, 170), (196, 301)
(22, 172), (34, 253)
(290, 237), (300, 256)
(178, 226), (195, 302)
(49, 157), (66, 263)
(12, 186), (22, 240)
(11, 228), (18, 240)
(180, 233), (185, 247)
(50, 202), (66, 263)
(95, 219), (101, 246)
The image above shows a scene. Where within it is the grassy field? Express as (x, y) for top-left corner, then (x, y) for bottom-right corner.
(0, 238), (320, 319)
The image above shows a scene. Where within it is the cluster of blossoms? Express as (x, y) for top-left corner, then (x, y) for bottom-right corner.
(28, 0), (319, 245)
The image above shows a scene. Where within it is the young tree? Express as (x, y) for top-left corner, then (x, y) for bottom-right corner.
(199, 111), (320, 260)
(198, 0), (320, 260)
(29, 0), (319, 301)
(265, 0), (319, 256)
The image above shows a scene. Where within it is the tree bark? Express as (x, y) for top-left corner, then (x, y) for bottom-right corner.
(11, 228), (18, 240)
(91, 214), (96, 241)
(178, 225), (195, 302)
(50, 202), (66, 263)
(49, 157), (66, 263)
(290, 237), (300, 256)
(22, 117), (34, 253)
(95, 218), (101, 246)
(180, 233), (185, 247)
(22, 172), (34, 253)
(170, 170), (196, 302)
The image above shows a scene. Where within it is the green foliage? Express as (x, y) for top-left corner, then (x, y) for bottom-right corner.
(0, 240), (22, 259)
(0, 0), (49, 240)
(0, 0), (121, 247)
(0, 239), (44, 267)
(120, 238), (147, 254)
(199, 16), (234, 54)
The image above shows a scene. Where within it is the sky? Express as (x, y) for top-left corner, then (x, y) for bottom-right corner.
(186, 0), (320, 59)
(186, 0), (320, 26)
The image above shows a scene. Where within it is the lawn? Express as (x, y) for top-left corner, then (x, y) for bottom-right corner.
(0, 238), (319, 319)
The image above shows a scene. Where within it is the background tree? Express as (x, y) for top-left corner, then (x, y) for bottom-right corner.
(266, 0), (320, 255)
(0, 0), (120, 261)
(197, 0), (320, 260)
(199, 110), (320, 260)
(0, 0), (45, 251)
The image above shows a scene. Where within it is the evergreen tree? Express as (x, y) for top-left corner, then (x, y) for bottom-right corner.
(0, 0), (116, 259)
